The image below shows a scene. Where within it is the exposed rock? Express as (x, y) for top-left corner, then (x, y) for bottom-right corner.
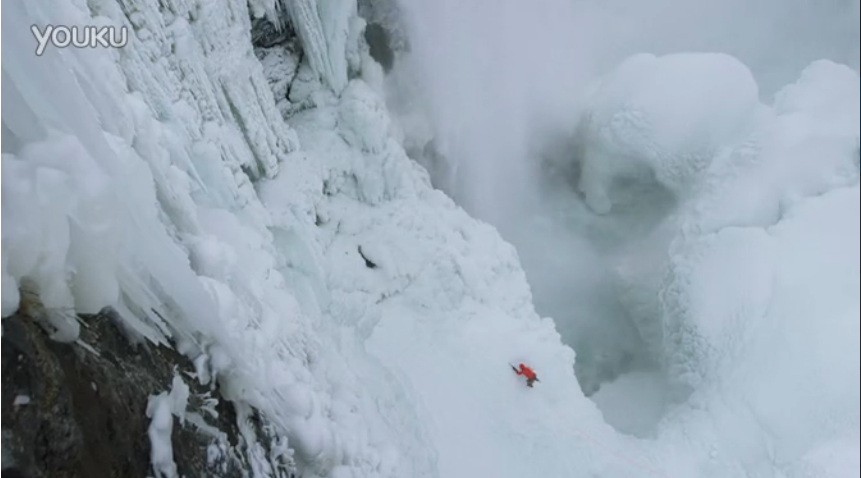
(364, 23), (394, 73)
(1, 305), (294, 478)
(357, 0), (409, 54)
(252, 16), (296, 49)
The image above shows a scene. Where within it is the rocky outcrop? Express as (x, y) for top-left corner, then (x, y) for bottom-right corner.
(1, 302), (294, 478)
(363, 23), (394, 73)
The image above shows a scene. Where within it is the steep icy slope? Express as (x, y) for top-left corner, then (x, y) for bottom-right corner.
(2, 0), (433, 476)
(4, 0), (625, 476)
(363, 47), (861, 477)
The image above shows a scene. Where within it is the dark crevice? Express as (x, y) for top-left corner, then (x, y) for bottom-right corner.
(250, 16), (295, 49)
(357, 246), (377, 269)
(284, 50), (305, 102)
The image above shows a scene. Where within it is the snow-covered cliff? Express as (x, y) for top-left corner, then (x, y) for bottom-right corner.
(2, 0), (592, 476)
(2, 0), (433, 475)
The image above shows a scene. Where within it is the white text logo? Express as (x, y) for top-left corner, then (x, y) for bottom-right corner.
(31, 25), (129, 56)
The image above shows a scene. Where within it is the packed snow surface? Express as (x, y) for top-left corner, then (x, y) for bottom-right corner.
(2, 0), (859, 478)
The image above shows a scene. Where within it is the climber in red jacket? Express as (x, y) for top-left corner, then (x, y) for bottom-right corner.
(511, 363), (539, 387)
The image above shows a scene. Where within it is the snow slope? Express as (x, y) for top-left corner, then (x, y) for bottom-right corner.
(266, 83), (664, 478)
(2, 1), (860, 478)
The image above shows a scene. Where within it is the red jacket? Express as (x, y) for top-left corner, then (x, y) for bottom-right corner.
(515, 363), (536, 380)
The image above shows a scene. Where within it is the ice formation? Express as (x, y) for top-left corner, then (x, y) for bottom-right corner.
(249, 0), (356, 94)
(574, 52), (762, 214)
(1, 0), (859, 477)
(3, 0), (424, 475)
(146, 373), (191, 478)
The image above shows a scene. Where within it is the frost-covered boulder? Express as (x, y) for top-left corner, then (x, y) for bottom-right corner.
(575, 52), (760, 214)
(338, 80), (392, 153)
(774, 59), (861, 131)
(632, 59), (860, 395)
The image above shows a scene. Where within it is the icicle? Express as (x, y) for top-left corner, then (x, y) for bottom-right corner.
(145, 373), (190, 478)
(281, 0), (355, 94)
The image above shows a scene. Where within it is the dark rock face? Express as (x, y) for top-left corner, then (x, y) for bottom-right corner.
(357, 0), (409, 54)
(1, 307), (291, 478)
(364, 23), (394, 73)
(252, 16), (296, 49)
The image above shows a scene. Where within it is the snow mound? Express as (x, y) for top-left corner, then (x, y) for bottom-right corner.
(575, 52), (761, 214)
(774, 59), (861, 131)
(338, 80), (392, 153)
(650, 183), (860, 477)
(613, 59), (859, 394)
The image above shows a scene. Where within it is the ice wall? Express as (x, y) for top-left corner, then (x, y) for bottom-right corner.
(3, 0), (609, 476)
(249, 0), (357, 94)
(1, 0), (431, 476)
